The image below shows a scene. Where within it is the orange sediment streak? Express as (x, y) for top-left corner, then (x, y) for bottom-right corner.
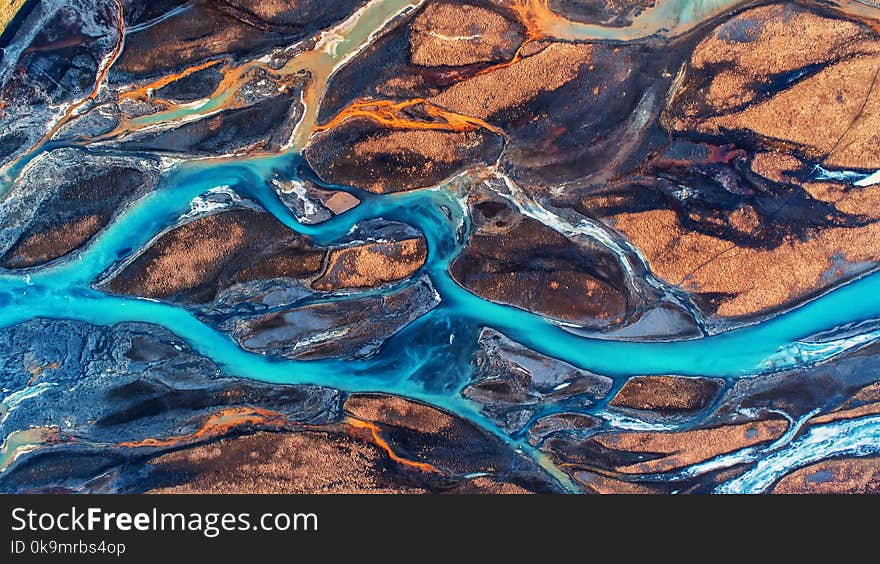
(167, 57), (274, 112)
(118, 407), (290, 448)
(39, 0), (126, 142)
(82, 0), (126, 104)
(316, 97), (505, 136)
(119, 60), (224, 102)
(474, 39), (530, 78)
(118, 409), (440, 473)
(89, 60), (269, 143)
(25, 359), (60, 386)
(509, 0), (560, 40)
(346, 417), (440, 473)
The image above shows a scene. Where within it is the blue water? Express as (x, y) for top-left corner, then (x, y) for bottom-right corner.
(4, 151), (879, 384)
(2, 149), (879, 492)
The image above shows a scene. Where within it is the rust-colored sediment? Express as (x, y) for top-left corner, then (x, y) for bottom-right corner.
(41, 0), (127, 142)
(118, 407), (290, 449)
(118, 59), (224, 103)
(508, 0), (565, 41)
(25, 358), (60, 386)
(316, 97), (505, 135)
(345, 418), (440, 473)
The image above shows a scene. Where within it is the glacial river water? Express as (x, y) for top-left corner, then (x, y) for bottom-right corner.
(2, 149), (880, 491)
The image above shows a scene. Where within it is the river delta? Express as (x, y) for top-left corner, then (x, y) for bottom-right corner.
(1, 0), (879, 493)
